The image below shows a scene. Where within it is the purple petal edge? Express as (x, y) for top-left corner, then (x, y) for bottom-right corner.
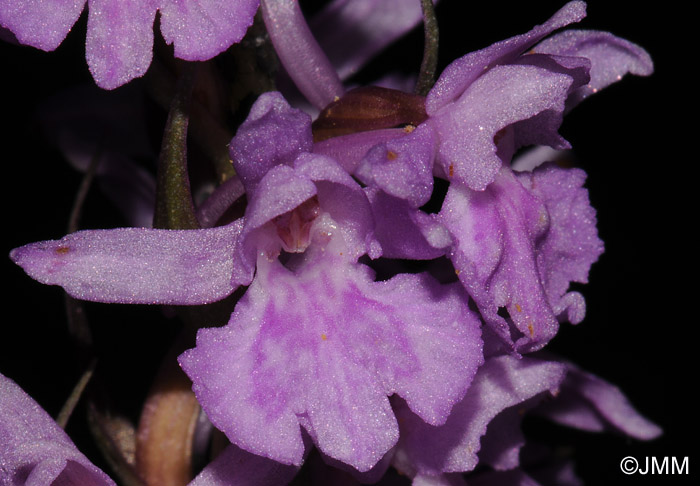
(536, 361), (662, 440)
(0, 373), (117, 486)
(261, 0), (343, 109)
(10, 223), (242, 305)
(189, 443), (300, 486)
(0, 0), (85, 52)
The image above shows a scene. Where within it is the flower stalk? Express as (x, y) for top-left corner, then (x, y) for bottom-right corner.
(416, 0), (440, 96)
(153, 62), (200, 231)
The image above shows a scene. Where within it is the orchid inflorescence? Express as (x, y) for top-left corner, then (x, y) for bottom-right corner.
(2, 1), (659, 486)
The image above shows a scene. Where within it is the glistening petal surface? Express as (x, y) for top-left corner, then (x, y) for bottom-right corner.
(0, 373), (117, 486)
(159, 0), (259, 61)
(534, 29), (654, 107)
(85, 0), (158, 89)
(426, 1), (586, 113)
(180, 254), (482, 472)
(430, 65), (572, 190)
(0, 0), (84, 51)
(10, 222), (242, 305)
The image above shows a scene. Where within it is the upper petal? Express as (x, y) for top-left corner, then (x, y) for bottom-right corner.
(509, 53), (591, 151)
(431, 64), (573, 190)
(533, 29), (653, 107)
(10, 222), (242, 305)
(0, 373), (117, 486)
(230, 92), (313, 193)
(313, 128), (406, 174)
(294, 152), (380, 260)
(426, 1), (586, 113)
(159, 0), (260, 61)
(356, 122), (437, 208)
(85, 0), (158, 89)
(0, 0), (85, 51)
(365, 188), (447, 260)
(232, 152), (380, 287)
(231, 164), (319, 286)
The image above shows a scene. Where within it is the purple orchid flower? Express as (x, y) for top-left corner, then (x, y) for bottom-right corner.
(350, 141), (602, 354)
(0, 0), (260, 89)
(178, 92), (485, 472)
(7, 2), (661, 484)
(10, 91), (485, 474)
(0, 372), (118, 486)
(301, 1), (649, 351)
(423, 1), (652, 191)
(313, 1), (652, 191)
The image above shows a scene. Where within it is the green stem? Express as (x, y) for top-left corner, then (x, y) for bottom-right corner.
(153, 63), (201, 230)
(65, 150), (100, 357)
(147, 59), (235, 184)
(56, 359), (97, 429)
(415, 0), (440, 96)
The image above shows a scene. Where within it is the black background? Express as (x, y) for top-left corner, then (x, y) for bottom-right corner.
(1, 1), (692, 485)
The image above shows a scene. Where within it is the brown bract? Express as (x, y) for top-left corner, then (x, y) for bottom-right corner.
(312, 86), (428, 142)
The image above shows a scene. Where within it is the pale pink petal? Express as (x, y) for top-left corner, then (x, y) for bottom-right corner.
(85, 0), (158, 89)
(429, 65), (572, 190)
(0, 0), (85, 51)
(533, 29), (653, 106)
(159, 0), (260, 61)
(0, 373), (117, 486)
(261, 0), (343, 109)
(426, 1), (586, 113)
(10, 222), (242, 305)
